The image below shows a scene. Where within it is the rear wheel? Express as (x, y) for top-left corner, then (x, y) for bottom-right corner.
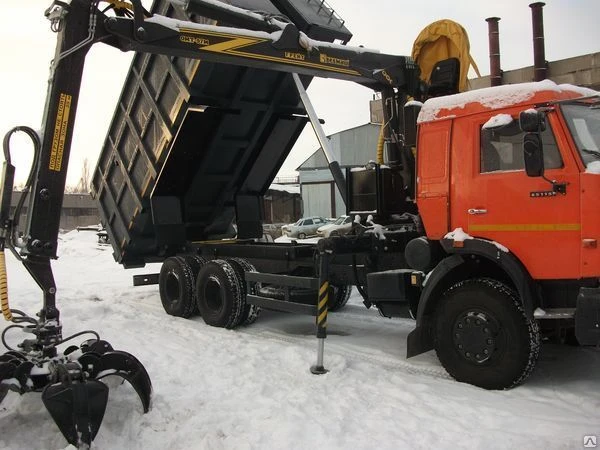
(433, 278), (540, 390)
(228, 258), (262, 326)
(329, 285), (352, 311)
(196, 260), (244, 329)
(159, 256), (197, 318)
(298, 232), (307, 239)
(181, 255), (207, 315)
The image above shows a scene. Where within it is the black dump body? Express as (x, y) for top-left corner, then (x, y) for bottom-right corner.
(91, 0), (351, 268)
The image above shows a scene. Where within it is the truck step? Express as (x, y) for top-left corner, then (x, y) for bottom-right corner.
(245, 272), (319, 315)
(247, 294), (317, 316)
(533, 307), (575, 319)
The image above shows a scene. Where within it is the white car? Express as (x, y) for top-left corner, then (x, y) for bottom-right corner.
(316, 215), (352, 237)
(281, 216), (327, 239)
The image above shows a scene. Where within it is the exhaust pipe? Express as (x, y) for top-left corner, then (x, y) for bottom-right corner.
(486, 17), (502, 87)
(529, 2), (547, 81)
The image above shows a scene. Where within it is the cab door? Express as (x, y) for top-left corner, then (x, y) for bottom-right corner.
(459, 112), (581, 280)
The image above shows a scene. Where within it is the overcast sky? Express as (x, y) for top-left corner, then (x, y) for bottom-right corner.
(1, 0), (598, 186)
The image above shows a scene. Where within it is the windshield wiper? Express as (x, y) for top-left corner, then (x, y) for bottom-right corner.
(582, 148), (600, 159)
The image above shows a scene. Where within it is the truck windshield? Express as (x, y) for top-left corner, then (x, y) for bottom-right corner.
(561, 99), (600, 167)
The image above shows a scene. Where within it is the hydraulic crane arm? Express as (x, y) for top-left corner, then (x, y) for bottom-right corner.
(101, 12), (421, 92)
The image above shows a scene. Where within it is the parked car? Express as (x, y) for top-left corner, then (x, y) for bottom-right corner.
(316, 215), (353, 237)
(281, 216), (327, 239)
(262, 223), (283, 240)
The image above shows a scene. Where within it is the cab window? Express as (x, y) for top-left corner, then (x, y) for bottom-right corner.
(480, 118), (563, 173)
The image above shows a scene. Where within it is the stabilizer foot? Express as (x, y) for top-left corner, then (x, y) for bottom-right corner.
(310, 365), (329, 375)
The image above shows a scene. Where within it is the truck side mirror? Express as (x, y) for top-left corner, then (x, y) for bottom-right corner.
(523, 132), (544, 177)
(519, 109), (545, 132)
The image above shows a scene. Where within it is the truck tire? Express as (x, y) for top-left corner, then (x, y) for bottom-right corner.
(183, 254), (208, 277)
(196, 259), (244, 329)
(181, 255), (208, 315)
(433, 278), (540, 390)
(159, 256), (197, 318)
(329, 285), (352, 311)
(228, 258), (262, 326)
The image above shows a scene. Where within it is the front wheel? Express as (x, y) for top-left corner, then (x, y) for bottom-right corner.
(433, 278), (540, 390)
(298, 232), (307, 239)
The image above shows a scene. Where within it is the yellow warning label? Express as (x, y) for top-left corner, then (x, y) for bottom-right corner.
(49, 93), (72, 172)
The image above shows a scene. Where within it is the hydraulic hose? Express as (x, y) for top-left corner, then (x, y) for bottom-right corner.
(376, 121), (385, 164)
(1, 126), (42, 322)
(0, 249), (11, 321)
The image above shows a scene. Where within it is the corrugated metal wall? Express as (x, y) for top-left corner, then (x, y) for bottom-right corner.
(298, 123), (380, 218)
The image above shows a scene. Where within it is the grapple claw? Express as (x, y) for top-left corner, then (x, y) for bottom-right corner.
(81, 339), (114, 355)
(42, 379), (109, 447)
(95, 350), (152, 413)
(13, 360), (34, 393)
(0, 361), (18, 403)
(78, 352), (102, 378)
(0, 351), (25, 363)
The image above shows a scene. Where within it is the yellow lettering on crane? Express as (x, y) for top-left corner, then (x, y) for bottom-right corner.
(49, 93), (72, 172)
(285, 52), (306, 61)
(319, 54), (350, 67)
(381, 70), (393, 85)
(180, 35), (210, 46)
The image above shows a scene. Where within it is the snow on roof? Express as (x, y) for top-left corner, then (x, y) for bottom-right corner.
(482, 113), (513, 129)
(268, 183), (300, 194)
(418, 80), (599, 123)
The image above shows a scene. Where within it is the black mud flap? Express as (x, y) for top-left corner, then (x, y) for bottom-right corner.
(95, 350), (152, 412)
(575, 287), (600, 346)
(42, 380), (109, 447)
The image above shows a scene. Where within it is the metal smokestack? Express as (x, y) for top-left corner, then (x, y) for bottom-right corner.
(529, 2), (547, 81)
(486, 17), (502, 87)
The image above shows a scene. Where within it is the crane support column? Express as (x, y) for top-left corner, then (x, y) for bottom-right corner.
(311, 239), (333, 375)
(292, 73), (347, 207)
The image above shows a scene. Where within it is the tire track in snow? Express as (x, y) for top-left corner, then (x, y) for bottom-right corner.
(242, 327), (451, 381)
(115, 287), (450, 381)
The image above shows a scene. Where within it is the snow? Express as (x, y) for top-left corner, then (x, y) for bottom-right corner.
(482, 113), (513, 130)
(0, 230), (599, 449)
(444, 227), (473, 242)
(268, 183), (300, 194)
(146, 15), (282, 41)
(585, 161), (600, 174)
(405, 100), (423, 108)
(298, 31), (380, 55)
(418, 80), (598, 123)
(492, 240), (510, 253)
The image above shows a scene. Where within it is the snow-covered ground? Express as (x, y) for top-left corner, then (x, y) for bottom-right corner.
(0, 230), (599, 450)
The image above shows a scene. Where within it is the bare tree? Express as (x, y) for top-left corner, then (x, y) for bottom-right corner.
(70, 158), (91, 193)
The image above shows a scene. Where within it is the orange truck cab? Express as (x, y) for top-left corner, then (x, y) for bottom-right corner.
(399, 80), (600, 389)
